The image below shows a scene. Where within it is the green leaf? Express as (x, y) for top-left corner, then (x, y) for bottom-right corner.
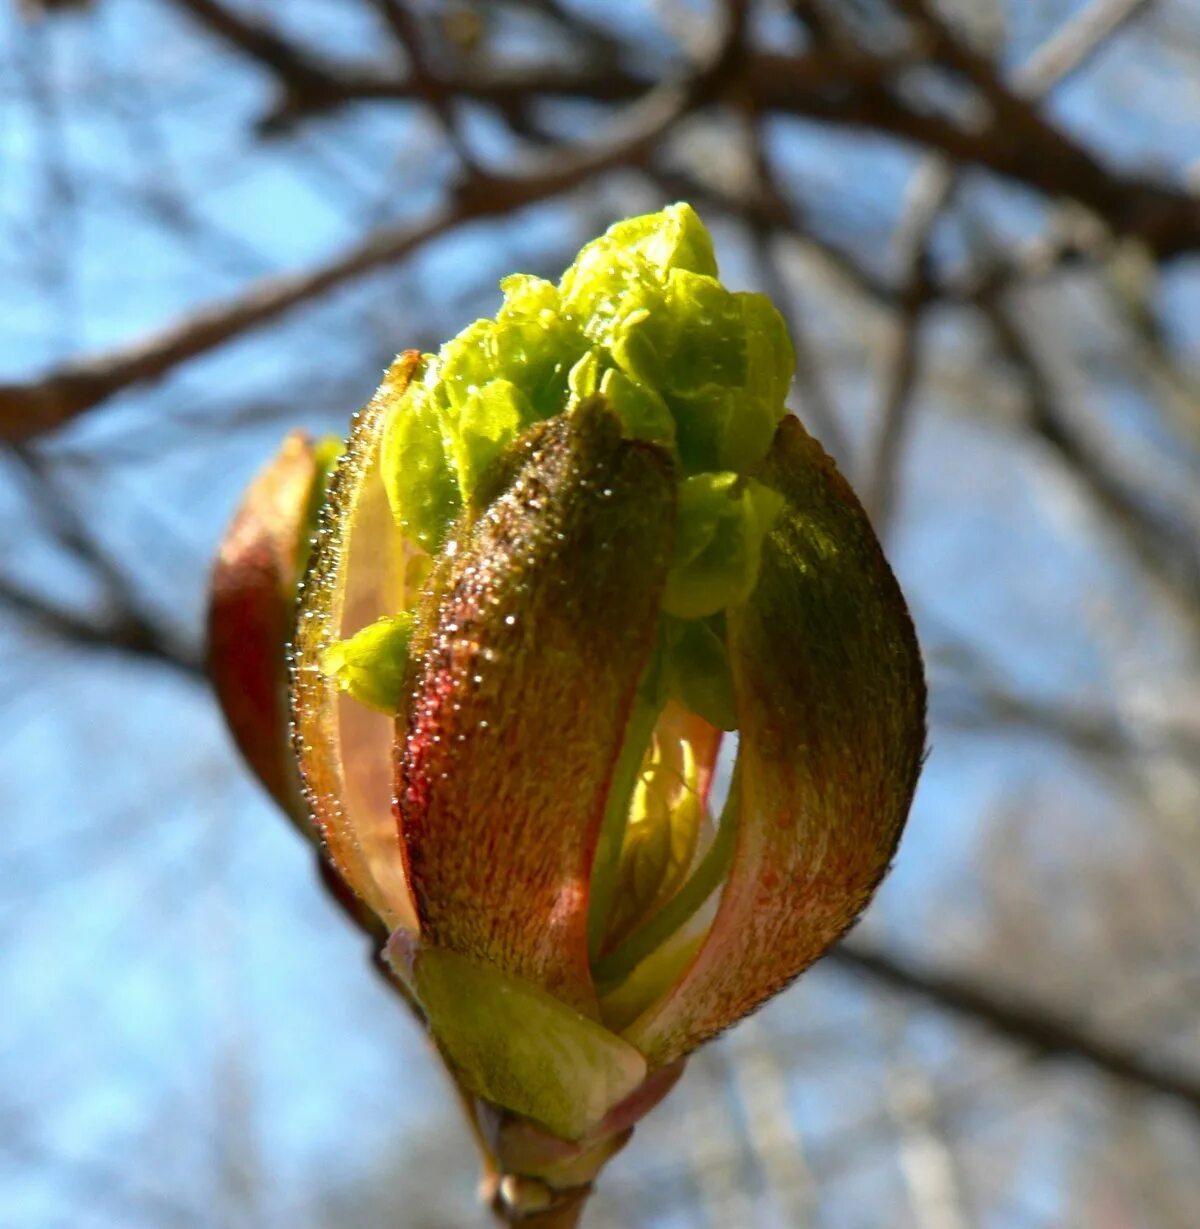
(380, 381), (461, 551)
(599, 734), (705, 953)
(592, 759), (741, 992)
(439, 311), (582, 421)
(599, 366), (676, 448)
(662, 616), (738, 731)
(444, 378), (531, 503)
(411, 946), (648, 1140)
(578, 202), (718, 283)
(438, 319), (497, 410)
(567, 350), (675, 449)
(323, 612), (414, 714)
(663, 268), (747, 391)
(663, 472), (785, 619)
(498, 273), (560, 318)
(586, 657), (664, 963)
(740, 291), (794, 409)
(379, 204), (796, 593)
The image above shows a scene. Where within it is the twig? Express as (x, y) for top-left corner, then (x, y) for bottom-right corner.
(168, 0), (349, 116)
(976, 281), (1200, 637)
(739, 100), (851, 459)
(831, 939), (1200, 1117)
(1014, 0), (1155, 97)
(369, 0), (478, 171)
(862, 0), (1163, 532)
(861, 162), (953, 531)
(0, 70), (718, 442)
(0, 572), (203, 678)
(157, 5), (1200, 260)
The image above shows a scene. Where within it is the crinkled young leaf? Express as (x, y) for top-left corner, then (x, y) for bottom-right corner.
(624, 415), (927, 1067)
(567, 349), (676, 449)
(663, 472), (785, 619)
(606, 202), (718, 279)
(380, 375), (461, 553)
(661, 616), (738, 732)
(398, 398), (676, 1013)
(446, 378), (532, 504)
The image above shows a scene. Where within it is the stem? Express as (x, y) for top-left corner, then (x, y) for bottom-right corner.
(587, 657), (664, 960)
(592, 757), (741, 988)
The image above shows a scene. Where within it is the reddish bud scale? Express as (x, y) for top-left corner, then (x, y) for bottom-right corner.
(625, 416), (927, 1066)
(208, 430), (318, 819)
(399, 399), (676, 1014)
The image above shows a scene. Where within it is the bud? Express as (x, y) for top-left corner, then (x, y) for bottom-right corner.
(212, 204), (926, 1220)
(208, 429), (337, 821)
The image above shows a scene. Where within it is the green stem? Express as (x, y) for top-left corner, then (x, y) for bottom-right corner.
(592, 757), (741, 989)
(587, 670), (663, 962)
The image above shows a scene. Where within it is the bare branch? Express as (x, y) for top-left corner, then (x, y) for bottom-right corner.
(168, 0), (351, 117)
(1014, 0), (1155, 97)
(0, 572), (203, 678)
(144, 15), (1200, 259)
(861, 162), (953, 530)
(368, 0), (478, 171)
(0, 71), (720, 442)
(977, 282), (1200, 636)
(831, 940), (1200, 1117)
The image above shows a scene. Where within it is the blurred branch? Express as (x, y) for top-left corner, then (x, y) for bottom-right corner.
(163, 0), (1200, 255)
(832, 939), (1200, 1116)
(861, 162), (952, 529)
(2, 444), (202, 673)
(3, 0), (1196, 450)
(0, 572), (203, 678)
(368, 0), (478, 170)
(0, 62), (731, 443)
(519, 0), (624, 63)
(935, 673), (1200, 766)
(882, 1038), (970, 1229)
(168, 0), (361, 123)
(1016, 0), (1154, 96)
(976, 280), (1200, 636)
(738, 103), (851, 459)
(861, 0), (1159, 531)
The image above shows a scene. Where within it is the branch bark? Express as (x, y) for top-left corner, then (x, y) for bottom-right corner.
(0, 71), (711, 442)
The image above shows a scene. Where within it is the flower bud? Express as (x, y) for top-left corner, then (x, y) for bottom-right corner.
(217, 204), (926, 1206)
(208, 430), (338, 820)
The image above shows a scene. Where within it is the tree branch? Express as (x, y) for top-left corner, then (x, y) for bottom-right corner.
(832, 939), (1200, 1117)
(0, 68), (720, 442)
(158, 3), (1200, 260)
(861, 162), (952, 529)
